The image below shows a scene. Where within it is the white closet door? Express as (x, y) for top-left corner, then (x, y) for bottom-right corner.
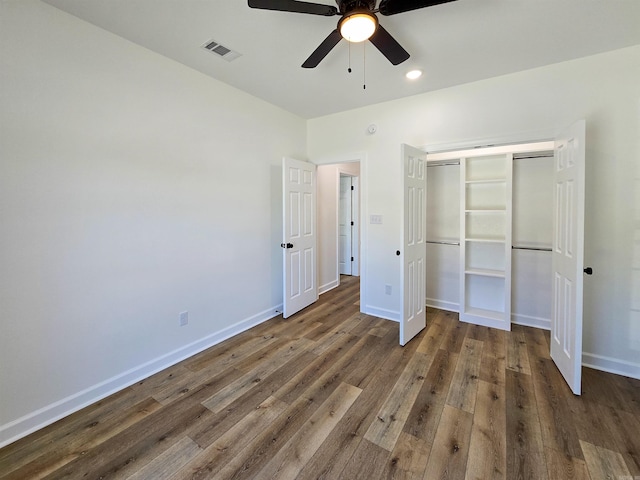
(400, 144), (427, 346)
(551, 120), (586, 395)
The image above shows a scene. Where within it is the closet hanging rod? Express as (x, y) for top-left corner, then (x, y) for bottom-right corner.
(512, 153), (554, 160)
(426, 240), (460, 246)
(512, 246), (552, 252)
(427, 162), (460, 167)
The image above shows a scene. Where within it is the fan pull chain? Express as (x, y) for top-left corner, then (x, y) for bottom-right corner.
(348, 41), (352, 73)
(363, 41), (366, 90)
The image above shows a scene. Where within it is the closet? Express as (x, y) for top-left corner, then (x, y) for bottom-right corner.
(426, 142), (555, 331)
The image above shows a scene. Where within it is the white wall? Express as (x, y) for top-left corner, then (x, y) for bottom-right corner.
(308, 45), (640, 378)
(317, 162), (360, 293)
(0, 0), (306, 446)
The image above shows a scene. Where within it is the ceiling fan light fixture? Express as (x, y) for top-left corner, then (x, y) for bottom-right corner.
(339, 12), (378, 43)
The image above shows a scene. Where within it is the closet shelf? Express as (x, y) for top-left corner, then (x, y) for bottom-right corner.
(463, 307), (505, 321)
(465, 209), (506, 213)
(464, 237), (506, 243)
(465, 268), (505, 278)
(465, 178), (507, 185)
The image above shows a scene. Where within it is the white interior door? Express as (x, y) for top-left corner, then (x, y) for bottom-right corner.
(351, 176), (360, 277)
(283, 157), (318, 318)
(400, 145), (428, 346)
(339, 175), (353, 275)
(551, 120), (586, 395)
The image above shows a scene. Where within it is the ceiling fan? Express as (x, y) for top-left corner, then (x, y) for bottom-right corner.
(248, 0), (457, 68)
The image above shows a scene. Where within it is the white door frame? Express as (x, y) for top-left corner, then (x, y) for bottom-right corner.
(312, 153), (367, 312)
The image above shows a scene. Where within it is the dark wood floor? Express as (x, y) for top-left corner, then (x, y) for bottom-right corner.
(1, 275), (639, 479)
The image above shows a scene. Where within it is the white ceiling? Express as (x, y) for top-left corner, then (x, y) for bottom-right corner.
(43, 0), (640, 119)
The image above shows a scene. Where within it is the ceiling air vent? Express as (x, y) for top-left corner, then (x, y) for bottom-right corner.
(202, 39), (241, 62)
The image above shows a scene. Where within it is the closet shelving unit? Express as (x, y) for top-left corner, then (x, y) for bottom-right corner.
(426, 141), (555, 330)
(460, 154), (513, 330)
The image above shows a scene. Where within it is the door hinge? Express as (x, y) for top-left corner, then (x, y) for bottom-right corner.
(351, 256), (354, 261)
(351, 185), (354, 190)
(351, 221), (354, 226)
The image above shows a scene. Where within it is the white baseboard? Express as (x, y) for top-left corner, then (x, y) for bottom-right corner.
(582, 352), (640, 380)
(362, 305), (400, 322)
(511, 313), (551, 330)
(426, 299), (459, 313)
(319, 279), (339, 295)
(0, 304), (282, 449)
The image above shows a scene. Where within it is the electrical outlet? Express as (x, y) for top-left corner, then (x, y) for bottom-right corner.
(179, 311), (188, 326)
(385, 284), (392, 295)
(370, 214), (383, 225)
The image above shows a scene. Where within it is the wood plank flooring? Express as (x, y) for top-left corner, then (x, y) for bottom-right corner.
(1, 275), (639, 479)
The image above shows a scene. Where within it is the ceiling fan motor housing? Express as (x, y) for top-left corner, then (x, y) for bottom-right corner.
(337, 0), (377, 14)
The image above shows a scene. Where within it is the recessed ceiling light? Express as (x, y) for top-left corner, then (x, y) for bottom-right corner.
(406, 69), (422, 80)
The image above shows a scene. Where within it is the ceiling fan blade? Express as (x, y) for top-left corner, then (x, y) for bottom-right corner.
(369, 25), (410, 65)
(302, 29), (342, 68)
(248, 0), (338, 16)
(378, 0), (457, 16)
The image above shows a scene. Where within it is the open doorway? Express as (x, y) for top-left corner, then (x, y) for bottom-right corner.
(317, 162), (360, 295)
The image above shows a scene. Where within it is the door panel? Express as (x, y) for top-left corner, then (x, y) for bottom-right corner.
(401, 145), (427, 346)
(283, 157), (318, 318)
(551, 120), (586, 395)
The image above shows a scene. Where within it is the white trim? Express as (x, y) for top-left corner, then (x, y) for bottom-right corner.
(427, 141), (555, 162)
(363, 305), (400, 322)
(335, 169), (342, 278)
(511, 313), (551, 330)
(420, 129), (557, 155)
(582, 352), (640, 380)
(359, 156), (368, 313)
(319, 279), (340, 295)
(0, 305), (282, 448)
(426, 299), (460, 313)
